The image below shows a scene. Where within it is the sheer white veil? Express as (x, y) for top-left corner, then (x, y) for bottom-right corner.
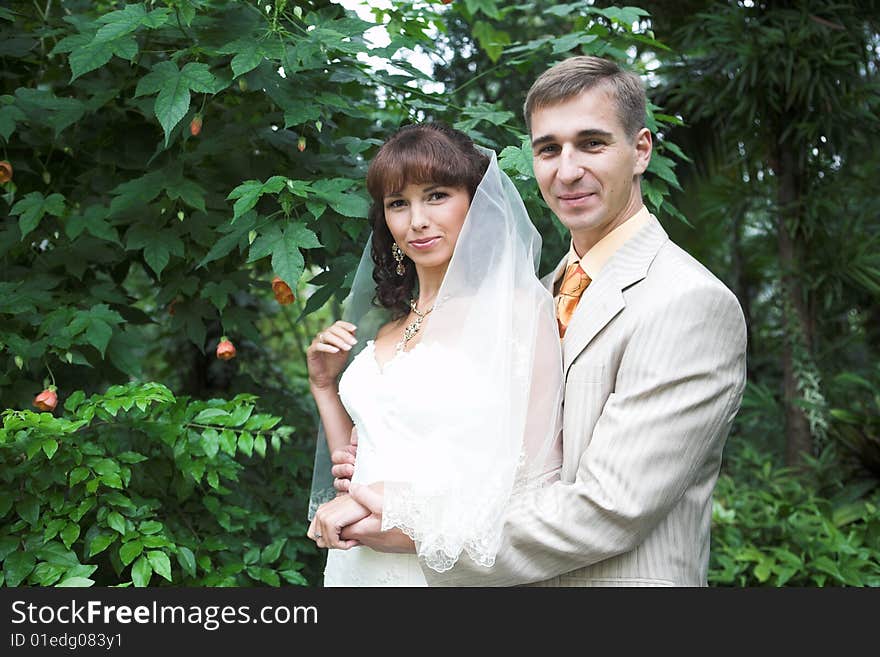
(308, 147), (563, 573)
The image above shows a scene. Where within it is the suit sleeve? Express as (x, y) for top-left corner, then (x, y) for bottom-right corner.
(421, 283), (747, 586)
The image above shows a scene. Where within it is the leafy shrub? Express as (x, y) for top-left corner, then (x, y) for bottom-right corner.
(0, 382), (317, 587)
(710, 444), (880, 586)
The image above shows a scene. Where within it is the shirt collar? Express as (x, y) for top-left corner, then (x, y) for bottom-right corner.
(564, 205), (652, 279)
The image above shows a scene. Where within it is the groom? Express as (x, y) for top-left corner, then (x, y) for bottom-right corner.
(336, 55), (747, 586)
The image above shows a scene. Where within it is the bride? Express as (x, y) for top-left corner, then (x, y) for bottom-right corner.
(305, 123), (563, 586)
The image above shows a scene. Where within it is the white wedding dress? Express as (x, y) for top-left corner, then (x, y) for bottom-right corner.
(323, 339), (501, 587)
(313, 148), (564, 587)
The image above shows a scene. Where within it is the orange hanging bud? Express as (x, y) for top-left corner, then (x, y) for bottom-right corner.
(297, 136), (306, 152)
(272, 276), (295, 305)
(33, 386), (58, 412)
(190, 115), (203, 136)
(216, 337), (236, 360)
(0, 160), (12, 184)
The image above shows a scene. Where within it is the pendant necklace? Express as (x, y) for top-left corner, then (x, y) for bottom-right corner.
(395, 298), (434, 353)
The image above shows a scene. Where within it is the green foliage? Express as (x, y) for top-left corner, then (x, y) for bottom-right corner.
(0, 382), (313, 587)
(710, 444), (880, 586)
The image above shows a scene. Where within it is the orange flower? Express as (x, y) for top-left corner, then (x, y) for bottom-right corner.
(33, 387), (58, 412)
(272, 276), (295, 305)
(0, 160), (12, 184)
(297, 137), (306, 152)
(190, 115), (203, 136)
(216, 337), (236, 360)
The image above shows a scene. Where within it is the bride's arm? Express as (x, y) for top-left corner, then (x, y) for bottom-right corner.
(307, 320), (357, 454)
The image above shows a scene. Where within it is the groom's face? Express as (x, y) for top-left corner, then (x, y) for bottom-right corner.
(530, 85), (651, 254)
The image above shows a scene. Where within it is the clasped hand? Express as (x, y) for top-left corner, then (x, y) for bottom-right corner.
(307, 483), (415, 554)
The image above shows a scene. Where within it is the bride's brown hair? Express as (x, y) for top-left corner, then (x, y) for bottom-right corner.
(366, 123), (489, 319)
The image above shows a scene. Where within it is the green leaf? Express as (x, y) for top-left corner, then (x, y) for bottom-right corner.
(60, 522), (81, 549)
(14, 88), (84, 136)
(56, 576), (95, 587)
(219, 430), (237, 456)
(282, 99), (322, 128)
(103, 492), (134, 508)
(16, 497), (39, 526)
(110, 171), (166, 216)
(201, 429), (222, 457)
(89, 532), (116, 557)
(3, 551), (36, 587)
(131, 555), (152, 587)
(31, 562), (65, 586)
(107, 511), (126, 534)
(101, 472), (123, 489)
(11, 192), (65, 239)
(0, 102), (26, 142)
(95, 4), (170, 42)
(69, 35), (138, 81)
(35, 542), (80, 567)
(66, 205), (120, 244)
(499, 139), (534, 178)
(43, 519), (67, 542)
(42, 438), (59, 459)
(261, 539), (286, 565)
(146, 550), (172, 582)
(135, 61), (216, 145)
(119, 540), (143, 566)
(254, 433), (267, 458)
(144, 232), (185, 277)
(280, 569), (308, 586)
(270, 224), (317, 288)
(201, 280), (238, 312)
(198, 212), (257, 267)
(193, 408), (229, 423)
(311, 179), (368, 218)
(139, 521), (163, 535)
(464, 0), (502, 19)
(550, 32), (599, 55)
(238, 431), (254, 457)
(117, 451), (148, 464)
(0, 536), (19, 561)
(471, 21), (511, 63)
(166, 178), (207, 213)
(70, 466), (89, 488)
(227, 176), (288, 220)
(177, 546), (197, 578)
(647, 154), (682, 191)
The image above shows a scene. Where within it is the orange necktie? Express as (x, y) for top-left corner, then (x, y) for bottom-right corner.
(556, 262), (591, 338)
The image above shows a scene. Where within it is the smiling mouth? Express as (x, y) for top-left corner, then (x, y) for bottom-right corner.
(409, 237), (441, 249)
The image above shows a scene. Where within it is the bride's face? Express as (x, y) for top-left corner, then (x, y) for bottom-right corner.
(383, 182), (470, 273)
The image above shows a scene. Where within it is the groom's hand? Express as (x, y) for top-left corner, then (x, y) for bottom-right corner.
(308, 494), (370, 550)
(341, 483), (416, 554)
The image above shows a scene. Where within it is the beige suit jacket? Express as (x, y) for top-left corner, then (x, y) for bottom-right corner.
(422, 215), (747, 586)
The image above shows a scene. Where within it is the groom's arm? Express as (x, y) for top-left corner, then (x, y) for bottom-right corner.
(418, 282), (747, 586)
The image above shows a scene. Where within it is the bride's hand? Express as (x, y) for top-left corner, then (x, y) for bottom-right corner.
(307, 493), (371, 550)
(306, 321), (357, 391)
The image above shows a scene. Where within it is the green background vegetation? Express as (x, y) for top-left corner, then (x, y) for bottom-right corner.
(1, 0), (878, 587)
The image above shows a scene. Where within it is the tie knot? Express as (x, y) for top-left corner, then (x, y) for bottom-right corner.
(556, 262), (591, 339)
(559, 262), (590, 298)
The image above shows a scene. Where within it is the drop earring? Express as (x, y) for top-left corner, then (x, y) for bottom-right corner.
(391, 243), (405, 276)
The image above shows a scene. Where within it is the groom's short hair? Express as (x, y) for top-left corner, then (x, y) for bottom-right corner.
(524, 56), (646, 141)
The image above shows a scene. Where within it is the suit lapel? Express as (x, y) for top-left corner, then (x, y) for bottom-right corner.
(561, 216), (670, 376)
